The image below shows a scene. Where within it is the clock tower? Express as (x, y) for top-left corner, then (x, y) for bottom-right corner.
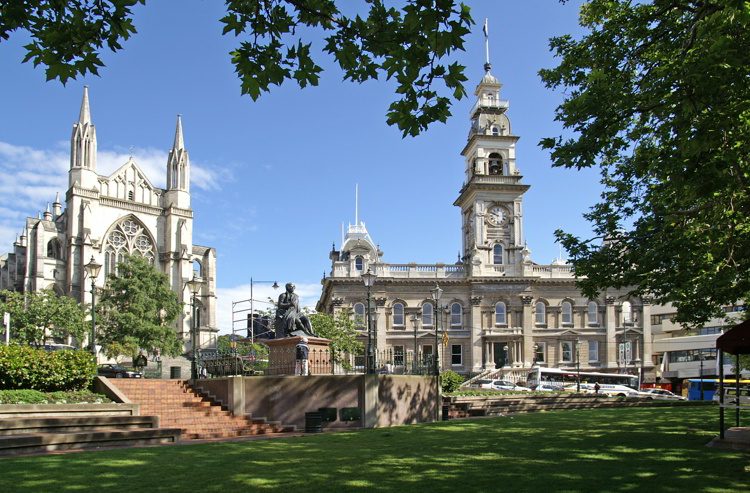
(454, 61), (530, 277)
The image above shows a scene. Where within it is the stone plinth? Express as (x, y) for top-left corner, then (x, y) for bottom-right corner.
(264, 336), (332, 375)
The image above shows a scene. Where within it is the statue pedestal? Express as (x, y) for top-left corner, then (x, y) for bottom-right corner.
(265, 336), (332, 375)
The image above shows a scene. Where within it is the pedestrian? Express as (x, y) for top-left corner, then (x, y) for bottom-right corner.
(594, 382), (601, 395)
(295, 337), (310, 376)
(134, 351), (147, 372)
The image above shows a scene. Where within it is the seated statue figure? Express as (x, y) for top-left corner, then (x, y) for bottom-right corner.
(274, 283), (317, 338)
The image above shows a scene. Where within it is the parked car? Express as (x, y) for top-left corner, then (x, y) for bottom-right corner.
(470, 379), (494, 389)
(491, 380), (531, 392)
(639, 388), (686, 401)
(41, 343), (76, 351)
(97, 364), (142, 379)
(530, 383), (560, 392)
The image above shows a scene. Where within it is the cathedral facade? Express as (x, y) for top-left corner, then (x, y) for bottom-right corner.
(0, 88), (217, 352)
(317, 65), (656, 382)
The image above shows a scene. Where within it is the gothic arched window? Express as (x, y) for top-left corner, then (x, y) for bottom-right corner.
(103, 217), (155, 277)
(46, 239), (62, 260)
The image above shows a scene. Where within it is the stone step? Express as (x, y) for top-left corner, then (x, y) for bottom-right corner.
(0, 428), (181, 456)
(0, 416), (159, 436)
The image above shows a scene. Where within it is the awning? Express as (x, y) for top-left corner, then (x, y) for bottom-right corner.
(716, 320), (750, 355)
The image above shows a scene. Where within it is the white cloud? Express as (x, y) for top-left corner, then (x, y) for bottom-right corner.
(0, 140), (225, 251)
(215, 282), (322, 336)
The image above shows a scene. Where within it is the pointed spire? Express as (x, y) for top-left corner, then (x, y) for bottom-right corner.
(79, 86), (91, 124)
(173, 114), (184, 150)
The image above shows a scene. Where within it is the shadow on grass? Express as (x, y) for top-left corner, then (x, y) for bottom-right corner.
(0, 407), (747, 492)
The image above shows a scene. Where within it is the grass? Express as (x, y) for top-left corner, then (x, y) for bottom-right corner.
(0, 406), (747, 492)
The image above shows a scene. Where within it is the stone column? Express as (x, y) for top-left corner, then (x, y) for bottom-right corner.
(641, 297), (653, 379)
(470, 296), (483, 372)
(521, 295), (534, 364)
(605, 296), (617, 367)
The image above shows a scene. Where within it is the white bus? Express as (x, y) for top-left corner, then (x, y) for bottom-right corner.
(527, 368), (639, 391)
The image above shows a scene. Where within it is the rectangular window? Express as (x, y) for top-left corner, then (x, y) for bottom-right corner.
(561, 341), (573, 363)
(422, 345), (433, 364)
(588, 340), (599, 362)
(393, 345), (404, 366)
(451, 344), (462, 366)
(534, 342), (546, 363)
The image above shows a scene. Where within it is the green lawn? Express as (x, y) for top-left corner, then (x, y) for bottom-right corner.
(0, 406), (747, 492)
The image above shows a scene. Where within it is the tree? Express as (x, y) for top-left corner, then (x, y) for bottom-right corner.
(0, 289), (87, 347)
(1, 0), (473, 136)
(96, 255), (183, 360)
(539, 0), (750, 326)
(309, 309), (363, 369)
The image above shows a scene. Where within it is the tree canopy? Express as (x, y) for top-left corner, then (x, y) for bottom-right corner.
(0, 289), (87, 347)
(1, 0), (473, 136)
(540, 0), (750, 326)
(95, 255), (183, 359)
(309, 309), (363, 368)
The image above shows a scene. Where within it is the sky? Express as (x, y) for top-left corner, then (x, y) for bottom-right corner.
(0, 0), (598, 335)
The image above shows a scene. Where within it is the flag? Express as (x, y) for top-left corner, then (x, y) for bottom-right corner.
(483, 18), (489, 38)
(442, 331), (449, 347)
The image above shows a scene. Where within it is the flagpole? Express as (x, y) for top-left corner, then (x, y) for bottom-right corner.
(483, 18), (490, 67)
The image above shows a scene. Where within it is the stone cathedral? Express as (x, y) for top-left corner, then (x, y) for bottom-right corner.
(317, 63), (656, 382)
(0, 88), (217, 352)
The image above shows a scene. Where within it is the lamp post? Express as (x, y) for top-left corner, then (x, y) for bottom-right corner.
(83, 256), (102, 357)
(185, 274), (202, 380)
(576, 338), (582, 393)
(411, 313), (421, 374)
(362, 268), (377, 374)
(249, 278), (279, 343)
(699, 353), (705, 401)
(430, 284), (443, 376)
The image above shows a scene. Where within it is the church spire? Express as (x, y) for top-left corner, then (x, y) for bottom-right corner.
(79, 86), (92, 124)
(166, 114), (190, 195)
(70, 86), (98, 185)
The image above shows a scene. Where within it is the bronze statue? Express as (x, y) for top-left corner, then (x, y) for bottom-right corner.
(274, 283), (317, 338)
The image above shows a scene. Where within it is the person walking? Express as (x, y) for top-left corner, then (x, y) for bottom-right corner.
(295, 337), (310, 376)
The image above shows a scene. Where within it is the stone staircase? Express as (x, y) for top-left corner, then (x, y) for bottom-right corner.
(112, 379), (295, 439)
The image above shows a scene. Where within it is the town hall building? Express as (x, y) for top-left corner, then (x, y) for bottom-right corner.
(0, 88), (218, 353)
(317, 62), (657, 383)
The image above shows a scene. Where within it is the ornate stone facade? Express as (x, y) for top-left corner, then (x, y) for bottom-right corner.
(0, 88), (217, 352)
(317, 65), (655, 381)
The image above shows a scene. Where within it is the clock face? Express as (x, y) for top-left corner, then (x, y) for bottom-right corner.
(488, 206), (506, 225)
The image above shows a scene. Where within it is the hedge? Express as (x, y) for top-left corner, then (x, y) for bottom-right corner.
(0, 345), (97, 391)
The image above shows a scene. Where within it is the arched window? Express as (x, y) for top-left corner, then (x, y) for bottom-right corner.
(561, 301), (573, 325)
(355, 256), (364, 272)
(103, 217), (155, 277)
(194, 300), (203, 329)
(587, 301), (598, 325)
(46, 239), (62, 260)
(353, 303), (365, 329)
(622, 301), (633, 325)
(450, 303), (462, 327)
(393, 303), (405, 327)
(192, 260), (202, 277)
(488, 152), (503, 175)
(535, 302), (546, 325)
(493, 244), (503, 265)
(491, 126), (499, 136)
(422, 302), (434, 326)
(495, 302), (506, 325)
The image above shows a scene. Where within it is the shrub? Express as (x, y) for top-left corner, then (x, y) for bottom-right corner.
(440, 370), (465, 393)
(0, 389), (111, 404)
(0, 345), (97, 391)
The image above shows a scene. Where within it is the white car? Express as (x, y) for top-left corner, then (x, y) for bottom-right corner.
(531, 384), (561, 392)
(639, 388), (686, 401)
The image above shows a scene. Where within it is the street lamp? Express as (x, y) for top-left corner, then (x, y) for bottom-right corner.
(83, 256), (102, 357)
(249, 278), (279, 343)
(699, 353), (705, 401)
(362, 268), (377, 374)
(185, 273), (202, 380)
(430, 283), (443, 376)
(576, 338), (582, 393)
(410, 313), (421, 374)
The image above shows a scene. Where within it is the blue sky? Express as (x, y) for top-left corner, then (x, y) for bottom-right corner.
(0, 0), (597, 333)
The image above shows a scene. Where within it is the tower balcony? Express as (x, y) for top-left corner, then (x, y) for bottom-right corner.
(470, 98), (509, 117)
